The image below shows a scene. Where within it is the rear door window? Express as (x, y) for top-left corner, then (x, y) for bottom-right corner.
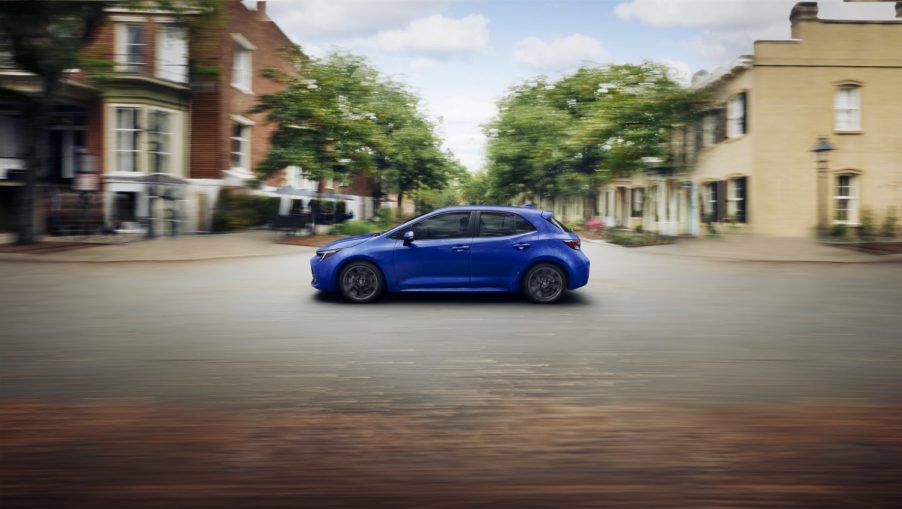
(478, 212), (535, 237)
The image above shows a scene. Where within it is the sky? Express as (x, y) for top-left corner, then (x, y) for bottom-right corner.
(256, 0), (898, 172)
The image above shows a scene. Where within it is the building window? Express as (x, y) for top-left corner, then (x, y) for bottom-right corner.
(726, 92), (747, 139)
(630, 188), (644, 218)
(148, 110), (172, 173)
(117, 24), (145, 73)
(702, 114), (716, 147)
(231, 35), (254, 92)
(704, 182), (719, 223)
(112, 106), (181, 174)
(835, 85), (860, 132)
(834, 174), (858, 224)
(728, 177), (747, 223)
(156, 25), (187, 83)
(115, 107), (140, 172)
(230, 123), (249, 170)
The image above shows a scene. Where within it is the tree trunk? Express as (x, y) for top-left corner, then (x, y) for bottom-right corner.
(396, 190), (404, 219)
(16, 80), (54, 245)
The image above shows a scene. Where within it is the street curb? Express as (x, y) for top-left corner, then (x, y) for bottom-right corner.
(580, 238), (902, 264)
(0, 245), (315, 264)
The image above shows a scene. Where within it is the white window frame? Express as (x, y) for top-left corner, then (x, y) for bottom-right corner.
(231, 33), (255, 93)
(835, 85), (861, 132)
(727, 177), (747, 223)
(726, 93), (746, 139)
(109, 104), (183, 176)
(114, 107), (141, 172)
(156, 24), (188, 83)
(148, 110), (173, 174)
(230, 120), (251, 172)
(833, 174), (858, 225)
(702, 114), (716, 147)
(116, 23), (146, 73)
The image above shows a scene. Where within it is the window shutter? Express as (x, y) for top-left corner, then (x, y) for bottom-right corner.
(739, 92), (748, 135)
(692, 117), (705, 154)
(716, 180), (727, 222)
(716, 107), (727, 143)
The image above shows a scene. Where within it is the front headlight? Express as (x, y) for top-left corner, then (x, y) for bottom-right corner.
(316, 248), (341, 261)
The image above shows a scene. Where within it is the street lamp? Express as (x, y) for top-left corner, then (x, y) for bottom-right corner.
(146, 137), (162, 239)
(812, 137), (835, 237)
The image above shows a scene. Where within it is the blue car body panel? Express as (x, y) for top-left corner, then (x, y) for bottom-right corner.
(310, 206), (590, 296)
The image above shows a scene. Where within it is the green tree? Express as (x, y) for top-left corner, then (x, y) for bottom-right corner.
(484, 63), (698, 209)
(256, 51), (463, 213)
(0, 1), (105, 244)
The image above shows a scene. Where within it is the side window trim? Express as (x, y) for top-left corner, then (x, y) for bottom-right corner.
(393, 211), (474, 240)
(475, 211), (535, 238)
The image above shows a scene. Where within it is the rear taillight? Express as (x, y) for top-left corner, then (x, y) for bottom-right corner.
(563, 239), (580, 250)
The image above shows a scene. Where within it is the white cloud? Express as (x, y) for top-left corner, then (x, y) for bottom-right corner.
(614, 0), (792, 29)
(427, 95), (497, 172)
(513, 34), (610, 72)
(614, 0), (896, 28)
(264, 0), (448, 40)
(614, 0), (897, 69)
(658, 58), (692, 86)
(375, 14), (489, 58)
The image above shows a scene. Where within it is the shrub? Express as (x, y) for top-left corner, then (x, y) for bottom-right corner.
(211, 188), (280, 232)
(633, 224), (643, 234)
(882, 209), (897, 238)
(830, 223), (847, 239)
(374, 207), (393, 228)
(335, 220), (381, 236)
(857, 206), (875, 241)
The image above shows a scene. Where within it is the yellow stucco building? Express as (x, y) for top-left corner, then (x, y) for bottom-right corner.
(599, 1), (902, 237)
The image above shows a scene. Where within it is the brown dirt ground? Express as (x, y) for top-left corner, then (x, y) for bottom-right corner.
(2, 400), (901, 508)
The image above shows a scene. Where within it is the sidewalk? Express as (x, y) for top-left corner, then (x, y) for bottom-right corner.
(586, 233), (902, 263)
(0, 231), (313, 263)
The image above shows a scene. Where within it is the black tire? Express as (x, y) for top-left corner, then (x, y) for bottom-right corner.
(522, 263), (566, 303)
(338, 261), (384, 303)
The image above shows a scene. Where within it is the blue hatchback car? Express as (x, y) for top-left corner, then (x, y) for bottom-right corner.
(310, 205), (590, 303)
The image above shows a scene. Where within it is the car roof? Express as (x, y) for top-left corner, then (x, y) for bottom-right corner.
(431, 205), (549, 216)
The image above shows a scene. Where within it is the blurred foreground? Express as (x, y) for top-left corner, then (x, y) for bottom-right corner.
(2, 240), (901, 507)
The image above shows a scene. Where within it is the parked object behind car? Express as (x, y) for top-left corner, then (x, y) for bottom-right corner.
(310, 205), (590, 303)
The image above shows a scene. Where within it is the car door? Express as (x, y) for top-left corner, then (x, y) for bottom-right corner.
(468, 211), (537, 290)
(391, 211), (474, 290)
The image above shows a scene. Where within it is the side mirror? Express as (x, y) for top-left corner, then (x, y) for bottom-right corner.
(403, 230), (414, 245)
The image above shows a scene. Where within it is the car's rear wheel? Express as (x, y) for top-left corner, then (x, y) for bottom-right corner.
(338, 261), (383, 303)
(523, 263), (566, 303)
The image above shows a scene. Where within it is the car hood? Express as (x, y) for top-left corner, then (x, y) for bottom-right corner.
(318, 233), (380, 251)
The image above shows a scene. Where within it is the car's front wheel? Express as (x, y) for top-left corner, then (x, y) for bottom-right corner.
(338, 261), (384, 303)
(523, 263), (566, 303)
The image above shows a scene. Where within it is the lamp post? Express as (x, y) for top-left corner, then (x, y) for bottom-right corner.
(146, 138), (161, 239)
(812, 137), (835, 238)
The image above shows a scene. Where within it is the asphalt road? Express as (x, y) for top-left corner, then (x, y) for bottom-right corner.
(2, 242), (902, 508)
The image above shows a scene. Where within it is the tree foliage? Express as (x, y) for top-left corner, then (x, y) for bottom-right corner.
(484, 63), (699, 204)
(255, 51), (462, 210)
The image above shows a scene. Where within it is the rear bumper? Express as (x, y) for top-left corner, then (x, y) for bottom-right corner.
(567, 256), (590, 290)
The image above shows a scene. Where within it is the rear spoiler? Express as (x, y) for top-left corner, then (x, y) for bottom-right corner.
(540, 210), (553, 219)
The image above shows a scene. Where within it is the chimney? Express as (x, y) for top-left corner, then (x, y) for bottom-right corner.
(257, 1), (267, 17)
(790, 2), (818, 38)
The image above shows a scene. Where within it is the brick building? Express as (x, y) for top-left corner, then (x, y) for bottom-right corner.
(0, 0), (308, 235)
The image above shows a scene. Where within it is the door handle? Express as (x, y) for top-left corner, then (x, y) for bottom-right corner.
(452, 245), (470, 252)
(513, 242), (531, 250)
